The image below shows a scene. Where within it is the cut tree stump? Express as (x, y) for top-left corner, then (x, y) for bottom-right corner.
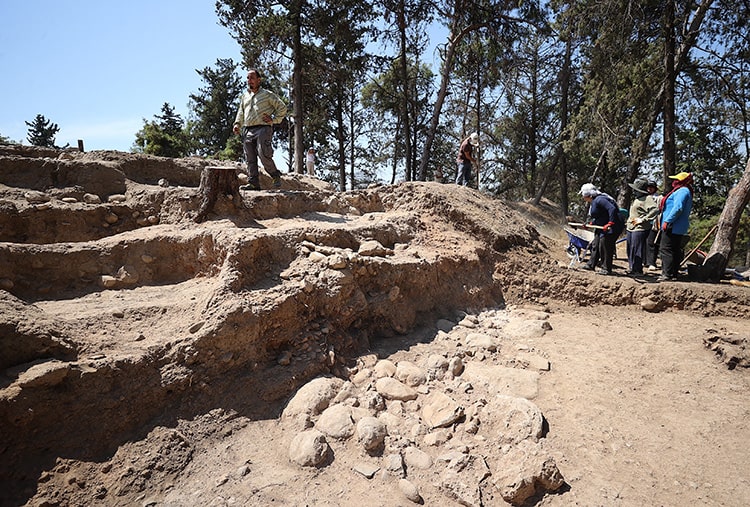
(195, 166), (244, 223)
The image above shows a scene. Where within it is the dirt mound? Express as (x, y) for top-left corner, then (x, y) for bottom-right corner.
(1, 149), (749, 507)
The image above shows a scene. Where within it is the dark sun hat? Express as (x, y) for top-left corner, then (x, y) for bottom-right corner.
(628, 178), (649, 195)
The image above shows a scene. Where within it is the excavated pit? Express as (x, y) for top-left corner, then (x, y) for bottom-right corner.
(2, 147), (749, 506)
(0, 148), (539, 505)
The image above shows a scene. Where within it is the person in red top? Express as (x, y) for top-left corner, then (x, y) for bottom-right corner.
(455, 132), (479, 186)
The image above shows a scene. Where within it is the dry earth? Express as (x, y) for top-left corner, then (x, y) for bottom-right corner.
(1, 146), (749, 507)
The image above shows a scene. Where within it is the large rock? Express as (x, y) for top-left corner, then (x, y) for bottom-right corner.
(356, 416), (387, 453)
(421, 391), (463, 428)
(282, 376), (345, 420)
(375, 377), (418, 401)
(479, 395), (544, 445)
(316, 404), (355, 440)
(289, 430), (331, 467)
(491, 440), (565, 505)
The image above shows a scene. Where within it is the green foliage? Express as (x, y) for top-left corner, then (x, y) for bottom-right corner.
(207, 0), (749, 256)
(676, 123), (743, 220)
(25, 114), (60, 148)
(216, 134), (244, 162)
(188, 58), (244, 156)
(133, 103), (192, 158)
(0, 133), (17, 144)
(361, 57), (435, 182)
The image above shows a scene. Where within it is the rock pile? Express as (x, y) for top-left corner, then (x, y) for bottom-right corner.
(281, 306), (565, 506)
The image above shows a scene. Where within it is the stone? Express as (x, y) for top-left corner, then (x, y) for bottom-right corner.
(352, 463), (380, 479)
(439, 454), (491, 507)
(449, 356), (465, 376)
(403, 446), (432, 469)
(375, 377), (418, 401)
(289, 430), (330, 467)
(465, 333), (498, 351)
(423, 429), (451, 447)
(640, 296), (660, 312)
(282, 376), (345, 420)
(356, 416), (387, 453)
(421, 391), (463, 428)
(398, 479), (422, 503)
(16, 361), (70, 388)
(24, 191), (49, 204)
(358, 240), (392, 257)
(492, 440), (565, 505)
(83, 193), (102, 204)
(373, 359), (397, 378)
(479, 395), (544, 445)
(100, 275), (118, 288)
(395, 360), (427, 387)
(423, 354), (449, 380)
(316, 404), (354, 440)
(503, 319), (552, 338)
(516, 353), (550, 371)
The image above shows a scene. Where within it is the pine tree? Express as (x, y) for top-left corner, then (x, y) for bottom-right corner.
(133, 103), (192, 158)
(25, 114), (60, 147)
(188, 58), (244, 157)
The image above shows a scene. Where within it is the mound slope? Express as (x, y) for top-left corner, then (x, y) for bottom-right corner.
(1, 147), (748, 506)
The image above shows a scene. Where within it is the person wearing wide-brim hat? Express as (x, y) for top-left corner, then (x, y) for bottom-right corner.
(658, 171), (694, 281)
(625, 178), (659, 275)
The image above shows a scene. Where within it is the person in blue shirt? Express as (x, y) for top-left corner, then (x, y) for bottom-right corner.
(658, 171), (694, 281)
(579, 183), (626, 275)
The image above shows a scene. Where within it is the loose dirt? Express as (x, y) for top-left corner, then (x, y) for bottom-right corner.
(1, 146), (748, 507)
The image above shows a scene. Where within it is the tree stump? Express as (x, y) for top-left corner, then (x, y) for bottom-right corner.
(195, 166), (244, 223)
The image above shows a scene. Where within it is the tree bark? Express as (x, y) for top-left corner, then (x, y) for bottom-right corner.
(397, 0), (413, 182)
(195, 167), (244, 223)
(291, 0), (305, 174)
(703, 157), (750, 279)
(663, 0), (676, 179)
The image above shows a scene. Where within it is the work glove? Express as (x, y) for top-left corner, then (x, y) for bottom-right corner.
(662, 221), (669, 231)
(602, 221), (615, 232)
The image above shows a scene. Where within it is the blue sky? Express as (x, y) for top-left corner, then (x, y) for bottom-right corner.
(0, 0), (243, 151)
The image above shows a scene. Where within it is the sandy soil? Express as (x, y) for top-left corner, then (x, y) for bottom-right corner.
(1, 147), (749, 507)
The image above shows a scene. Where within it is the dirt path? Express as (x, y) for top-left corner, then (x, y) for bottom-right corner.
(530, 305), (750, 506)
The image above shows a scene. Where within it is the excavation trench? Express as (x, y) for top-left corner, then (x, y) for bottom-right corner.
(3, 149), (749, 507)
(0, 229), (507, 504)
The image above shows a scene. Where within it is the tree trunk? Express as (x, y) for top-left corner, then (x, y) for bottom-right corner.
(397, 0), (412, 182)
(663, 0), (676, 179)
(292, 1), (305, 174)
(623, 0), (713, 193)
(533, 147), (561, 206)
(559, 38), (572, 215)
(703, 157), (750, 280)
(195, 167), (244, 223)
(418, 16), (469, 181)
